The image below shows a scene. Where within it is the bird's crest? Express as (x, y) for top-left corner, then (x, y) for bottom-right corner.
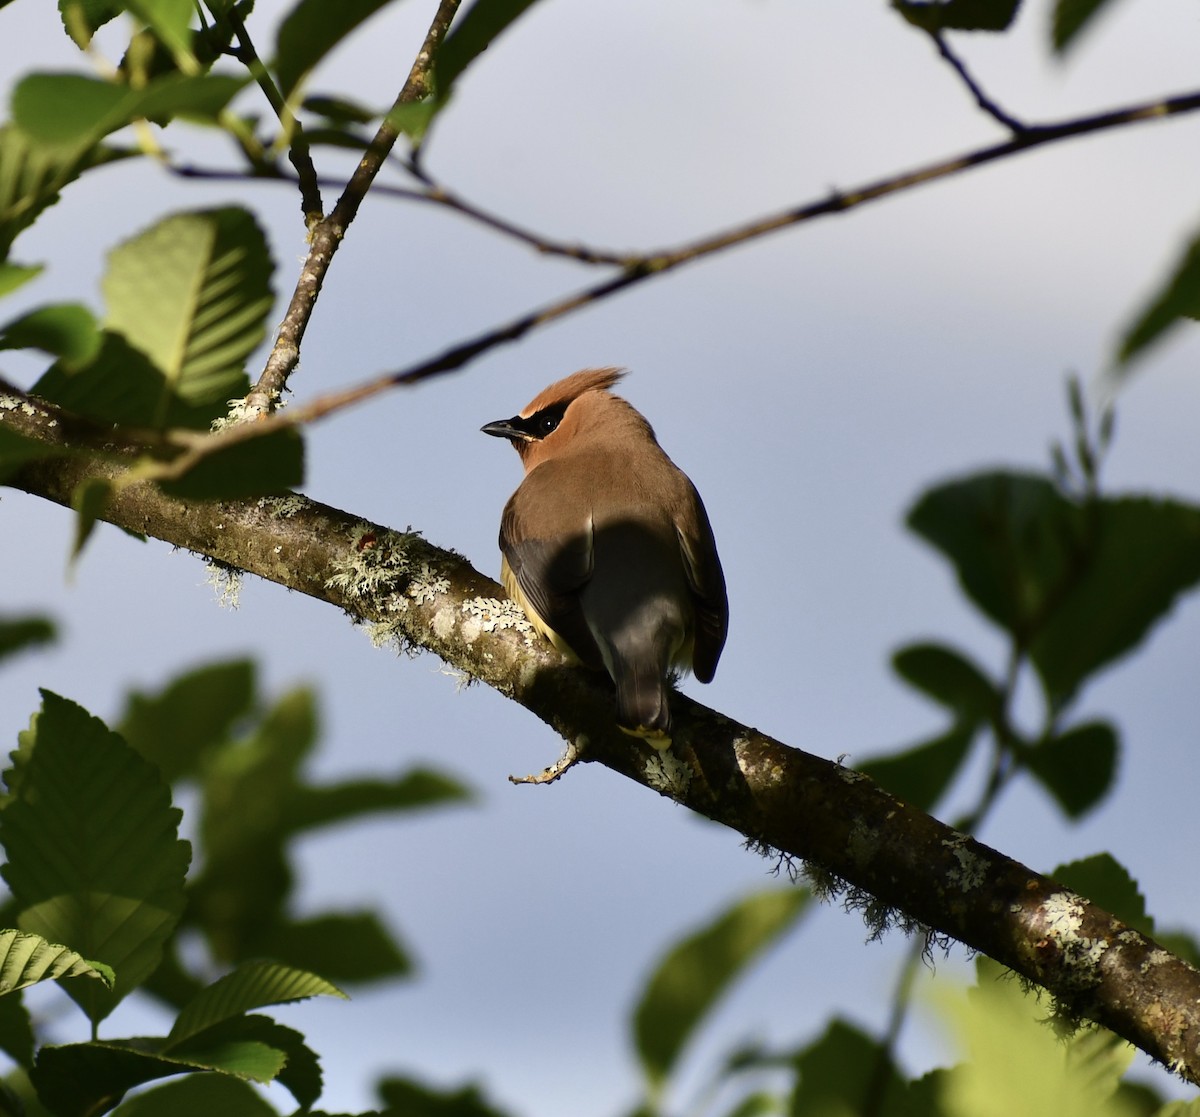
(519, 367), (626, 418)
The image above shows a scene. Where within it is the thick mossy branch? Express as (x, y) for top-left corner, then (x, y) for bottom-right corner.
(6, 391), (1200, 1083)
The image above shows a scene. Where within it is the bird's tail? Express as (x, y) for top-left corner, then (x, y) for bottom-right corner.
(612, 657), (673, 747)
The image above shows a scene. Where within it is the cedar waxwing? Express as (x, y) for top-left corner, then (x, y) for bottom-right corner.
(481, 368), (728, 745)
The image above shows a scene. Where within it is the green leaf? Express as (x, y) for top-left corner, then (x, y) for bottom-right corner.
(0, 928), (115, 995)
(634, 888), (810, 1092)
(0, 125), (130, 258)
(0, 616), (56, 664)
(377, 1076), (515, 1117)
(0, 263), (44, 298)
(908, 473), (1200, 707)
(434, 0), (544, 97)
(34, 330), (190, 428)
(158, 427), (304, 500)
(125, 0), (197, 61)
(788, 1019), (916, 1117)
(13, 73), (245, 148)
(170, 1015), (318, 1106)
(0, 426), (67, 482)
(102, 207), (274, 423)
(119, 659), (257, 781)
(0, 303), (101, 365)
(936, 960), (1140, 1117)
(859, 724), (975, 813)
(167, 961), (345, 1047)
(1117, 229), (1200, 368)
(70, 475), (116, 563)
(261, 911), (411, 983)
(891, 0), (1022, 33)
(274, 0), (405, 99)
(189, 688), (317, 960)
(892, 642), (998, 726)
(0, 991), (35, 1070)
(0, 691), (191, 1024)
(58, 0), (125, 48)
(100, 1073), (280, 1117)
(1052, 0), (1121, 52)
(1051, 853), (1152, 936)
(284, 766), (473, 832)
(1026, 721), (1118, 818)
(30, 1018), (301, 1117)
(383, 101), (437, 144)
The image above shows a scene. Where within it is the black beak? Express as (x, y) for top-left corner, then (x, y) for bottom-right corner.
(481, 417), (531, 443)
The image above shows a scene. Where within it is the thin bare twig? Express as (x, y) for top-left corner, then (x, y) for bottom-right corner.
(243, 0), (462, 417)
(218, 2), (324, 226)
(928, 30), (1028, 133)
(29, 83), (1200, 481)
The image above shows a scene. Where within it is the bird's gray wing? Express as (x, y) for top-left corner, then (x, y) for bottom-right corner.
(499, 466), (604, 669)
(675, 485), (729, 683)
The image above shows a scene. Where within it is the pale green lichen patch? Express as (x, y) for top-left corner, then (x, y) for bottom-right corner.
(838, 767), (869, 784)
(261, 494), (307, 519)
(460, 596), (535, 644)
(325, 523), (422, 600)
(408, 562), (450, 604)
(205, 561), (242, 608)
(942, 833), (987, 891)
(1041, 890), (1109, 986)
(644, 748), (692, 798)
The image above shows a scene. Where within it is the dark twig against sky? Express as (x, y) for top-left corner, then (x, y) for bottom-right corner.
(242, 0), (462, 417)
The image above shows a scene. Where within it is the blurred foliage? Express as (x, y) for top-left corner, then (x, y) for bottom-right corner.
(2, 0), (1200, 1115)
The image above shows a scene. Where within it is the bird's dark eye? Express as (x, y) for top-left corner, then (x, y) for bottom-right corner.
(529, 403), (567, 438)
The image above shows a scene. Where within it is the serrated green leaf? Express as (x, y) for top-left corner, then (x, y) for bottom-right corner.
(434, 0), (544, 97)
(13, 73), (245, 148)
(274, 0), (404, 99)
(119, 659), (257, 781)
(859, 724), (975, 813)
(1026, 721), (1118, 818)
(891, 0), (1022, 32)
(0, 303), (101, 365)
(1052, 0), (1121, 52)
(936, 961), (1140, 1117)
(170, 1015), (317, 1105)
(0, 264), (44, 298)
(1051, 853), (1152, 936)
(102, 207), (274, 424)
(635, 888), (810, 1091)
(788, 1019), (916, 1117)
(377, 1076), (514, 1117)
(30, 1022), (294, 1117)
(263, 911), (411, 983)
(103, 1073), (279, 1117)
(0, 928), (114, 995)
(158, 427), (304, 500)
(34, 330), (205, 429)
(168, 961), (345, 1046)
(1117, 230), (1200, 368)
(0, 691), (191, 1024)
(58, 0), (125, 48)
(892, 642), (998, 725)
(0, 990), (35, 1070)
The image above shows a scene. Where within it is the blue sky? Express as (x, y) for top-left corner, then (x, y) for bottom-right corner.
(3, 1), (1200, 1112)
